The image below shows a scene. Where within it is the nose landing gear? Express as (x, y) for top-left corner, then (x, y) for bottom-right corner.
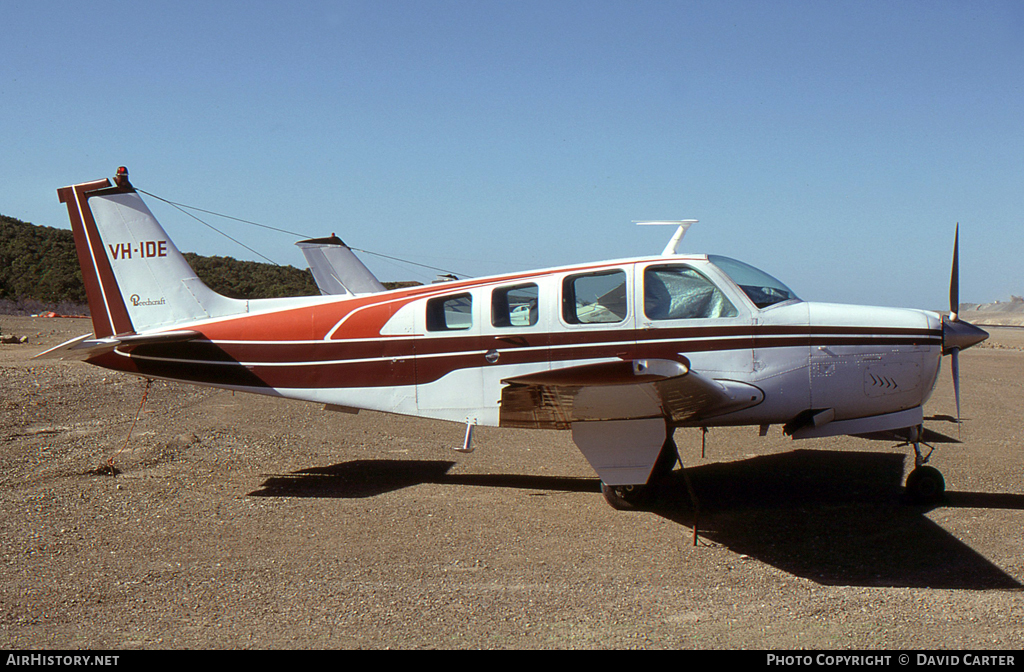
(901, 425), (946, 504)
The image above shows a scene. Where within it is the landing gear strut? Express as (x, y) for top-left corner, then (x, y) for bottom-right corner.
(903, 425), (946, 504)
(600, 437), (679, 510)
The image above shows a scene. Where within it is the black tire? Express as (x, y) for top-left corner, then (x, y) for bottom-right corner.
(650, 437), (679, 482)
(599, 433), (679, 511)
(905, 466), (945, 503)
(601, 482), (650, 510)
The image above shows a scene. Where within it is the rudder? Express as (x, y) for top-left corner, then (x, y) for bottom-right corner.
(58, 169), (245, 337)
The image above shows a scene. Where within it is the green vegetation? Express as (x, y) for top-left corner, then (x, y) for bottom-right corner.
(0, 215), (87, 306)
(181, 253), (318, 300)
(0, 213), (363, 313)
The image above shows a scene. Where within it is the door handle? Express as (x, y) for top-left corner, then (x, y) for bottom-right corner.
(496, 336), (530, 347)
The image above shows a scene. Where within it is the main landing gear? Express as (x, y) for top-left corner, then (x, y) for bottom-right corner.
(600, 437), (680, 510)
(902, 425), (946, 504)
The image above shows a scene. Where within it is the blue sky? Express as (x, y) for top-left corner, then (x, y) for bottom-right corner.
(3, 1), (1021, 308)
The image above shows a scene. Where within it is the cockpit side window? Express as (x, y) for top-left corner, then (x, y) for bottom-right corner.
(644, 265), (738, 320)
(707, 255), (798, 309)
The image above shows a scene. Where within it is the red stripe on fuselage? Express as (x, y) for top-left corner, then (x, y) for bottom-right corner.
(67, 221), (938, 391)
(96, 323), (941, 390)
(190, 261), (635, 342)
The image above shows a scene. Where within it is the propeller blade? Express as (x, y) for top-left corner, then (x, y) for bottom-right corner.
(950, 346), (961, 438)
(949, 223), (960, 321)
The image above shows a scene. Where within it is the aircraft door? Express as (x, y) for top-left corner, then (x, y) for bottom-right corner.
(558, 266), (637, 365)
(414, 290), (486, 423)
(635, 262), (754, 377)
(481, 280), (552, 421)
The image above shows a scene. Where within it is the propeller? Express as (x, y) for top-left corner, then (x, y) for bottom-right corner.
(941, 223), (989, 432)
(949, 224), (959, 322)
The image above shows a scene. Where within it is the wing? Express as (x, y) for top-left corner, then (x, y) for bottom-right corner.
(499, 358), (764, 430)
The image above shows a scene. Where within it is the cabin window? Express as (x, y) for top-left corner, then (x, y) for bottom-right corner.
(562, 269), (628, 324)
(492, 283), (539, 328)
(426, 293), (473, 331)
(644, 265), (738, 320)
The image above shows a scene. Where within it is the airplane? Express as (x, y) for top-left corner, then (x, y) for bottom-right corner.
(37, 167), (990, 510)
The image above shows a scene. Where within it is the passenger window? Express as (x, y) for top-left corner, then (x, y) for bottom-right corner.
(644, 265), (738, 320)
(426, 293), (472, 331)
(492, 283), (539, 328)
(563, 270), (628, 324)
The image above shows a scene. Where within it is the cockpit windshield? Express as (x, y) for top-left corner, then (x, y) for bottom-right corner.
(708, 255), (799, 309)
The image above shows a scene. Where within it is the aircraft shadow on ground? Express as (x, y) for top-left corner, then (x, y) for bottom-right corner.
(651, 449), (1024, 590)
(250, 459), (598, 500)
(250, 449), (1023, 591)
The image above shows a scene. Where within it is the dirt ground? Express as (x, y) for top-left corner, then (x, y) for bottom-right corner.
(1, 315), (1022, 650)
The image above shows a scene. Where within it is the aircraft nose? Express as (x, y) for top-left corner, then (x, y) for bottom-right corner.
(942, 316), (989, 354)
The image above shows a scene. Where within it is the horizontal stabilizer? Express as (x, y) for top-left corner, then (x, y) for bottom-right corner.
(33, 330), (200, 361)
(296, 236), (386, 296)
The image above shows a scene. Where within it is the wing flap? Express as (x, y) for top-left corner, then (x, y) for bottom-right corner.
(499, 358), (763, 429)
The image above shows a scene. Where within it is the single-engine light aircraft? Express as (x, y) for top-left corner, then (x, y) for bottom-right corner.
(38, 168), (989, 509)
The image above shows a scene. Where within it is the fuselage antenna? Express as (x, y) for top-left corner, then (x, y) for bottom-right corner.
(634, 220), (698, 256)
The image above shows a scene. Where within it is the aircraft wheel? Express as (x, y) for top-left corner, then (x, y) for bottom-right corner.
(600, 482), (650, 511)
(650, 437), (679, 482)
(600, 437), (678, 510)
(905, 466), (945, 504)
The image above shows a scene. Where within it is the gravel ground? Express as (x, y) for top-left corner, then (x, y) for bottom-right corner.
(1, 316), (1022, 650)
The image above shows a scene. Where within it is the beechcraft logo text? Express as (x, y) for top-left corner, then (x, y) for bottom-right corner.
(130, 295), (166, 307)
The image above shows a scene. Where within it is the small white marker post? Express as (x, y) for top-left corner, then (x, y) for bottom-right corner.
(456, 419), (476, 454)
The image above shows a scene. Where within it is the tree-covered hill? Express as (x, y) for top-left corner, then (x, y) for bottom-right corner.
(1, 213), (324, 311)
(0, 215), (88, 306)
(181, 253), (319, 300)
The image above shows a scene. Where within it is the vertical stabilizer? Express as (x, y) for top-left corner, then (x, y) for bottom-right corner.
(296, 235), (386, 296)
(57, 171), (247, 336)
